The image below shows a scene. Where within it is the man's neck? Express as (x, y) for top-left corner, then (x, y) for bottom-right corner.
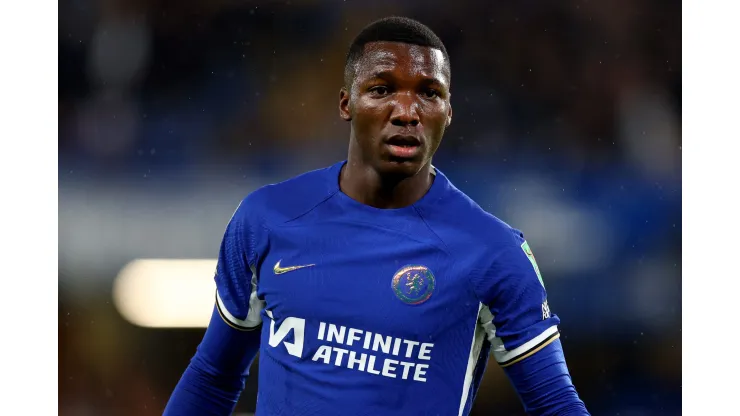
(339, 159), (434, 209)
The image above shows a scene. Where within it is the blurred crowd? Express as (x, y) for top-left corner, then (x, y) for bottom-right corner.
(59, 0), (680, 177)
(59, 0), (681, 415)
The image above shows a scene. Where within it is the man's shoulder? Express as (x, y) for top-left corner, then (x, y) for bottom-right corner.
(431, 174), (523, 253)
(236, 162), (341, 225)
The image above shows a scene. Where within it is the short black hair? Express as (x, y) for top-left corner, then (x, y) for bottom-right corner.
(344, 16), (450, 88)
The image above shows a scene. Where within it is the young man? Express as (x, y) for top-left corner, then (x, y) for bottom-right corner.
(164, 17), (590, 416)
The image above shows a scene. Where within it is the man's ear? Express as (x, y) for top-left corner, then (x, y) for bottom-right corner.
(339, 87), (351, 121)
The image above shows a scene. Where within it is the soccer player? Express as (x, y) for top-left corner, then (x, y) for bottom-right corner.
(164, 16), (590, 416)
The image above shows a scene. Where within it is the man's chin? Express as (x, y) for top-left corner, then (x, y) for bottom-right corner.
(376, 157), (426, 178)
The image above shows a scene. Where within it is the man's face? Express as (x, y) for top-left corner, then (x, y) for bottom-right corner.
(340, 41), (452, 178)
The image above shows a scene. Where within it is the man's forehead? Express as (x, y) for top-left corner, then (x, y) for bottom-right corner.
(356, 41), (449, 80)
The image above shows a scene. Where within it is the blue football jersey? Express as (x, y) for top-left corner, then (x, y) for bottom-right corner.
(214, 161), (561, 416)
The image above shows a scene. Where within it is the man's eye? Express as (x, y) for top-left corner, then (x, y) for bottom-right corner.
(370, 86), (389, 96)
(424, 89), (440, 99)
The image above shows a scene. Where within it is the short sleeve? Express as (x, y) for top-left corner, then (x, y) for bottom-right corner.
(470, 229), (561, 367)
(214, 198), (266, 331)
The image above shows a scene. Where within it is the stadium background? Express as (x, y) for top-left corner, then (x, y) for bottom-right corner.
(58, 0), (681, 415)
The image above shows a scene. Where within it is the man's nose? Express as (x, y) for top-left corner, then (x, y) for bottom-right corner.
(390, 92), (420, 127)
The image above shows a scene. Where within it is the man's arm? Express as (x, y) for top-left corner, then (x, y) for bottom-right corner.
(165, 197), (266, 415)
(163, 305), (261, 416)
(502, 339), (588, 416)
(471, 229), (589, 415)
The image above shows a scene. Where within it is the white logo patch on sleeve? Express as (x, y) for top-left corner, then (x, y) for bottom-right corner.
(521, 241), (545, 288)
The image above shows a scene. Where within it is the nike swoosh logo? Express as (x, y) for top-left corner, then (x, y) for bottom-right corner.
(273, 260), (315, 275)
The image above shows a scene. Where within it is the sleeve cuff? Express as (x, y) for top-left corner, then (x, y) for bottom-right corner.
(493, 325), (560, 367)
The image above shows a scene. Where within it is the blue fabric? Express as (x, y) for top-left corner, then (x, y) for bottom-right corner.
(163, 306), (261, 416)
(166, 160), (589, 415)
(504, 339), (590, 416)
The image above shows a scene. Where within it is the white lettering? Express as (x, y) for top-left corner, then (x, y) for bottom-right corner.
(267, 312), (305, 358)
(317, 322), (326, 341)
(419, 343), (433, 360)
(333, 347), (349, 366)
(403, 340), (419, 358)
(413, 364), (429, 382)
(347, 351), (367, 371)
(267, 316), (436, 383)
(363, 331), (372, 349)
(312, 345), (332, 364)
(347, 328), (362, 346)
(373, 334), (392, 354)
(392, 338), (402, 356)
(382, 359), (398, 378)
(399, 361), (415, 380)
(366, 355), (381, 375)
(327, 324), (346, 344)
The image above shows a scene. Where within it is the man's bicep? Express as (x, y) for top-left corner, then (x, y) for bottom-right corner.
(214, 199), (265, 331)
(479, 304), (560, 368)
(215, 274), (263, 331)
(472, 236), (560, 367)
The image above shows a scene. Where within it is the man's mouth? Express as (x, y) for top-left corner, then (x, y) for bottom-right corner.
(385, 135), (422, 159)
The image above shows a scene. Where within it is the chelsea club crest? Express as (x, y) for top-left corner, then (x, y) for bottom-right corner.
(392, 265), (436, 305)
